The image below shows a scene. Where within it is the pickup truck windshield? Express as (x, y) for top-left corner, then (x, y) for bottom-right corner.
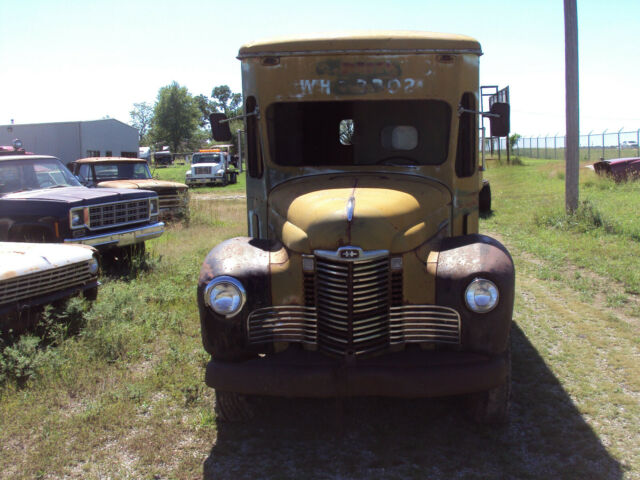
(0, 158), (81, 194)
(93, 162), (152, 181)
(267, 99), (451, 167)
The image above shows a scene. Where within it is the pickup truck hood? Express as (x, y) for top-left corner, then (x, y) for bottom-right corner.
(96, 179), (187, 191)
(0, 242), (95, 281)
(268, 175), (451, 254)
(2, 186), (156, 203)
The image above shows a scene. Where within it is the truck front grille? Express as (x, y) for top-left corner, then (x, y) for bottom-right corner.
(159, 194), (187, 210)
(88, 200), (149, 230)
(194, 167), (211, 175)
(315, 254), (390, 357)
(0, 262), (94, 306)
(246, 248), (462, 357)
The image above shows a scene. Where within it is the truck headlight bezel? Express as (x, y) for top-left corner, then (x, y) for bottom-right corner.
(69, 207), (87, 229)
(88, 256), (99, 275)
(464, 277), (499, 313)
(204, 276), (246, 318)
(149, 197), (159, 216)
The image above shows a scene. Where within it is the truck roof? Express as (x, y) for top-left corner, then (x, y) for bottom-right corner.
(238, 31), (482, 58)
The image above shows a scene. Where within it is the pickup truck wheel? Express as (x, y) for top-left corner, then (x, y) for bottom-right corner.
(215, 390), (254, 422)
(466, 345), (511, 424)
(83, 286), (98, 301)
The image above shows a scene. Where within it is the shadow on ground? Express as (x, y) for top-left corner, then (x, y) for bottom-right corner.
(203, 324), (623, 479)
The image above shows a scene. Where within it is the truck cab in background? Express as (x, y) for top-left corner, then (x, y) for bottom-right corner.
(198, 31), (514, 423)
(186, 147), (238, 187)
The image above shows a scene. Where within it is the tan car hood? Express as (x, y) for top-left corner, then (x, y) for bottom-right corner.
(97, 179), (187, 191)
(269, 175), (451, 254)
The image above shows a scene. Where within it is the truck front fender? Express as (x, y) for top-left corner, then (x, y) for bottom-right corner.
(435, 234), (515, 354)
(197, 237), (286, 357)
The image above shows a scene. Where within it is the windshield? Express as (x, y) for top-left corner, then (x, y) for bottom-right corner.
(192, 154), (222, 164)
(267, 99), (451, 167)
(0, 157), (81, 194)
(93, 162), (152, 181)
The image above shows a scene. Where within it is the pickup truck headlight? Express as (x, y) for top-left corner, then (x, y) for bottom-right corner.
(149, 198), (159, 216)
(204, 276), (246, 317)
(69, 207), (87, 229)
(88, 257), (99, 275)
(465, 278), (499, 313)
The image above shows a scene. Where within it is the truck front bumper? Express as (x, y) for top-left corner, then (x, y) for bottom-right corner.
(64, 222), (164, 248)
(205, 348), (509, 398)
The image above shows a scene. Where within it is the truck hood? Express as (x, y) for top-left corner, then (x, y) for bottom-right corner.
(0, 242), (95, 281)
(268, 175), (451, 254)
(96, 179), (187, 192)
(2, 186), (156, 203)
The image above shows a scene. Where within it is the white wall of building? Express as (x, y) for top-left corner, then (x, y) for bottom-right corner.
(0, 119), (138, 164)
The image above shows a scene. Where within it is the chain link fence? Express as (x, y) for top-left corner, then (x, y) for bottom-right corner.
(512, 129), (640, 161)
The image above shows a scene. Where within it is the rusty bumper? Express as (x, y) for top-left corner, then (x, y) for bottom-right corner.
(205, 348), (508, 398)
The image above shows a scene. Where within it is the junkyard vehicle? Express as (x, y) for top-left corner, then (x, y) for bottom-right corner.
(1, 242), (99, 333)
(0, 153), (164, 254)
(153, 151), (173, 167)
(70, 157), (189, 220)
(198, 31), (515, 423)
(593, 156), (640, 182)
(186, 148), (238, 187)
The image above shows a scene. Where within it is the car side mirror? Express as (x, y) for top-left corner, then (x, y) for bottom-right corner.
(210, 113), (232, 142)
(489, 102), (510, 137)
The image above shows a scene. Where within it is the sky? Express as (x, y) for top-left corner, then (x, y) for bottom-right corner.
(1, 0), (639, 139)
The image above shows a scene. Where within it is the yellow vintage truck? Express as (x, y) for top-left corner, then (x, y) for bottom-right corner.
(198, 31), (514, 423)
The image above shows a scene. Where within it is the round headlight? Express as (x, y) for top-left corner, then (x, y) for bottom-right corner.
(204, 276), (246, 317)
(88, 257), (99, 275)
(465, 278), (499, 313)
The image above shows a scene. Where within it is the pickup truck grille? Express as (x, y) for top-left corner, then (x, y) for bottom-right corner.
(88, 200), (149, 230)
(194, 167), (211, 175)
(246, 249), (461, 358)
(0, 262), (94, 306)
(159, 194), (187, 210)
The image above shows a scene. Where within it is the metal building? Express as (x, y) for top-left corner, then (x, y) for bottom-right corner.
(0, 119), (139, 164)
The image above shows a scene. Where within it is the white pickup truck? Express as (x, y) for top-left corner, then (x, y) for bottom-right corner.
(1, 242), (100, 333)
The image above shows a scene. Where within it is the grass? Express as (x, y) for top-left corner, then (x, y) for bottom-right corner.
(1, 158), (639, 479)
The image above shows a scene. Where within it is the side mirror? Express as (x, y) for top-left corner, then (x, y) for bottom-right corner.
(489, 102), (510, 137)
(210, 113), (232, 142)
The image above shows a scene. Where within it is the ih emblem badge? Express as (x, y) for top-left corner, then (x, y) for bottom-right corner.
(339, 248), (360, 259)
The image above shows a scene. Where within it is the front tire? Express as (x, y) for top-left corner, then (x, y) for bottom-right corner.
(466, 345), (511, 424)
(479, 181), (492, 213)
(215, 390), (254, 422)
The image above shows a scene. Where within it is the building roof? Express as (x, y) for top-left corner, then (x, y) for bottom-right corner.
(0, 118), (136, 130)
(238, 31), (482, 58)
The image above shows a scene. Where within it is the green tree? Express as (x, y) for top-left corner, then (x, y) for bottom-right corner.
(194, 94), (214, 130)
(129, 102), (153, 143)
(151, 82), (200, 153)
(211, 85), (242, 117)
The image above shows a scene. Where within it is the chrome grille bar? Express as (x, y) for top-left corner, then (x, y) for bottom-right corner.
(247, 306), (317, 344)
(0, 262), (93, 305)
(389, 305), (461, 344)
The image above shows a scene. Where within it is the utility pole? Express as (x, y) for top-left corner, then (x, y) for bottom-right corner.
(564, 0), (579, 212)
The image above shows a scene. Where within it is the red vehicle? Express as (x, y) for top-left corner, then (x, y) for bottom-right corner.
(593, 157), (640, 182)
